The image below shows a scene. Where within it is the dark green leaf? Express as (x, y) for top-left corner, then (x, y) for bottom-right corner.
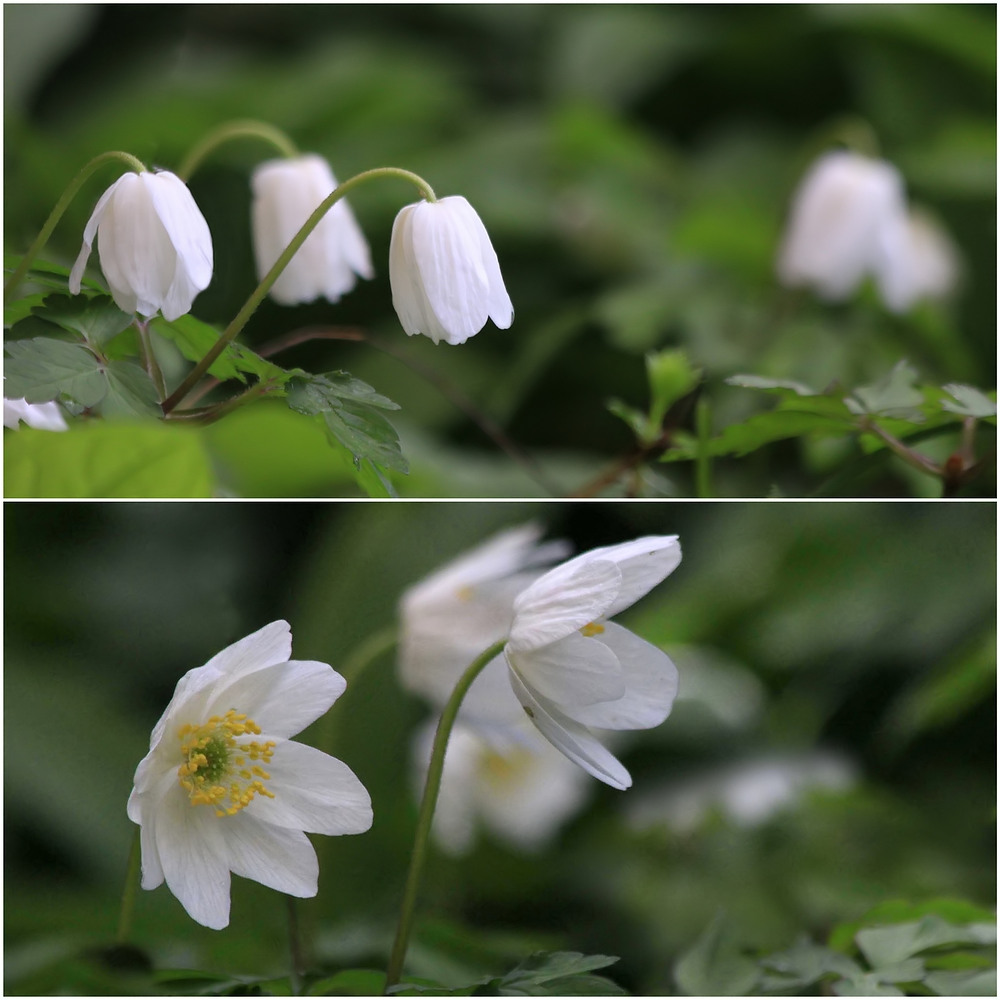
(286, 370), (401, 414)
(674, 913), (759, 996)
(3, 256), (106, 327)
(307, 969), (387, 996)
(30, 293), (133, 347)
(100, 360), (161, 418)
(4, 337), (107, 407)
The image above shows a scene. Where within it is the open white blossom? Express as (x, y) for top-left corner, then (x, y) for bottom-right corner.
(3, 396), (68, 431)
(251, 154), (374, 306)
(389, 195), (513, 345)
(504, 536), (682, 790)
(70, 170), (213, 321)
(413, 720), (590, 854)
(776, 150), (907, 303)
(876, 207), (961, 313)
(399, 523), (570, 732)
(127, 620), (372, 929)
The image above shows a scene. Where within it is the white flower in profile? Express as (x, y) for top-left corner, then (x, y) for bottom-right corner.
(389, 195), (513, 345)
(399, 523), (570, 732)
(3, 396), (68, 431)
(504, 536), (682, 790)
(413, 720), (590, 855)
(251, 154), (374, 306)
(127, 620), (372, 930)
(776, 149), (907, 302)
(69, 170), (213, 321)
(876, 207), (961, 313)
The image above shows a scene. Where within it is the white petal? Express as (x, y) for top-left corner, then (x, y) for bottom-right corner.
(390, 203), (450, 342)
(146, 171), (213, 290)
(445, 196), (512, 329)
(136, 806), (165, 890)
(509, 557), (622, 651)
(202, 620), (293, 682)
(220, 815), (319, 898)
(202, 659), (346, 739)
(507, 666), (632, 790)
(561, 622), (679, 730)
(508, 629), (625, 706)
(586, 535), (681, 619)
(246, 739), (373, 836)
(69, 175), (124, 294)
(153, 786), (232, 929)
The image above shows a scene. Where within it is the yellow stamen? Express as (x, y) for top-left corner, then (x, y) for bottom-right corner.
(580, 622), (605, 638)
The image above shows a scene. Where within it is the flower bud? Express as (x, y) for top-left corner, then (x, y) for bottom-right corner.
(876, 208), (961, 313)
(70, 170), (213, 322)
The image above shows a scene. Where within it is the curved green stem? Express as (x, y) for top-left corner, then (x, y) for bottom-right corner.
(384, 638), (507, 993)
(177, 119), (301, 181)
(695, 396), (714, 499)
(160, 166), (437, 415)
(4, 150), (147, 301)
(116, 827), (141, 944)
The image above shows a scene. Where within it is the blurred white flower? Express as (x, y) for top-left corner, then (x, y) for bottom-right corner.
(876, 207), (961, 313)
(389, 195), (513, 345)
(504, 536), (682, 790)
(627, 752), (857, 835)
(127, 620), (372, 929)
(251, 154), (374, 306)
(776, 150), (907, 303)
(398, 523), (570, 732)
(3, 396), (68, 431)
(69, 170), (213, 321)
(413, 720), (590, 854)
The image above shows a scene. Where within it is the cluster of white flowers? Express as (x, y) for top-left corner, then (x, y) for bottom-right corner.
(70, 156), (511, 345)
(777, 149), (959, 312)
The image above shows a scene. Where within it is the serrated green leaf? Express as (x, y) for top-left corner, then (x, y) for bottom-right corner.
(4, 337), (107, 407)
(941, 383), (997, 418)
(30, 293), (133, 347)
(4, 257), (105, 327)
(829, 900), (999, 953)
(848, 360), (925, 418)
(286, 370), (401, 414)
(759, 939), (863, 992)
(674, 913), (759, 996)
(100, 360), (161, 418)
(857, 918), (990, 969)
(645, 348), (700, 426)
(500, 952), (619, 985)
(501, 973), (627, 996)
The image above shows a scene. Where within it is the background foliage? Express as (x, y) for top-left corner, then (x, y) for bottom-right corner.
(4, 501), (995, 994)
(3, 4), (996, 497)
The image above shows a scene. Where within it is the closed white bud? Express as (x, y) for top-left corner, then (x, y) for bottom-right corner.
(876, 207), (961, 313)
(251, 154), (373, 306)
(69, 170), (213, 322)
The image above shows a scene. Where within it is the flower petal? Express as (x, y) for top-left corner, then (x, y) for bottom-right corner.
(444, 196), (512, 329)
(560, 622), (679, 730)
(508, 557), (622, 651)
(146, 171), (213, 291)
(69, 174), (124, 294)
(390, 203), (449, 342)
(508, 629), (625, 706)
(586, 535), (682, 619)
(202, 659), (346, 739)
(202, 620), (293, 682)
(220, 815), (319, 898)
(246, 739), (373, 836)
(507, 666), (632, 790)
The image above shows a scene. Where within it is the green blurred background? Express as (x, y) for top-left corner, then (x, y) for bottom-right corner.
(3, 4), (996, 497)
(4, 500), (995, 993)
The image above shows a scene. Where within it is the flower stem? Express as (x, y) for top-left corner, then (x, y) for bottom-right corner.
(160, 166), (437, 415)
(694, 395), (714, 498)
(116, 827), (141, 944)
(177, 119), (301, 181)
(383, 638), (507, 993)
(287, 896), (304, 995)
(858, 416), (942, 479)
(136, 319), (167, 401)
(4, 150), (147, 301)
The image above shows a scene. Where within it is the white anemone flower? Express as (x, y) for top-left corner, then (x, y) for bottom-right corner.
(3, 396), (68, 431)
(398, 523), (570, 732)
(413, 720), (590, 855)
(127, 620), (373, 929)
(251, 154), (374, 306)
(776, 150), (907, 303)
(875, 207), (961, 313)
(504, 536), (682, 790)
(69, 170), (213, 322)
(389, 195), (513, 345)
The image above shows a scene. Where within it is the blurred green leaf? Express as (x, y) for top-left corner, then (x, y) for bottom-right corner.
(674, 913), (759, 996)
(29, 292), (133, 348)
(941, 383), (997, 418)
(307, 969), (386, 996)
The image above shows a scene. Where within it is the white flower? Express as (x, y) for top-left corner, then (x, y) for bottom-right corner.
(251, 154), (374, 306)
(3, 396), (68, 431)
(126, 620), (372, 929)
(398, 523), (570, 732)
(69, 170), (213, 322)
(876, 207), (961, 313)
(504, 536), (682, 790)
(389, 195), (513, 345)
(776, 150), (907, 303)
(413, 720), (590, 855)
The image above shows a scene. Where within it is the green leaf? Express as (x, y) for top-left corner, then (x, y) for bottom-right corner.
(857, 917), (991, 968)
(645, 348), (700, 426)
(29, 293), (133, 347)
(759, 939), (863, 993)
(847, 360), (925, 419)
(489, 952), (625, 997)
(674, 913), (759, 996)
(941, 383), (997, 419)
(3, 337), (108, 407)
(726, 373), (821, 395)
(4, 422), (215, 498)
(3, 257), (106, 327)
(286, 369), (401, 413)
(307, 969), (387, 996)
(832, 972), (904, 996)
(100, 360), (161, 418)
(830, 900), (998, 953)
(924, 969), (998, 995)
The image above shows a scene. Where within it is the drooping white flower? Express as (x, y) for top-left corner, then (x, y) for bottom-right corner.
(413, 720), (590, 855)
(3, 396), (68, 431)
(398, 523), (570, 732)
(504, 536), (682, 790)
(69, 170), (213, 322)
(251, 154), (374, 306)
(776, 150), (908, 303)
(389, 195), (513, 345)
(876, 207), (961, 313)
(127, 620), (372, 929)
